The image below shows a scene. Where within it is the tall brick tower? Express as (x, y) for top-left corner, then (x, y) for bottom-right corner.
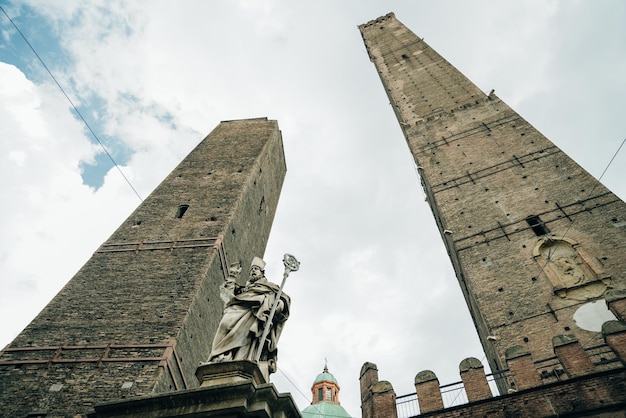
(0, 118), (287, 416)
(359, 13), (625, 394)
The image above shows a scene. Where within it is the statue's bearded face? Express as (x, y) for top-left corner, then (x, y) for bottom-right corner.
(249, 265), (264, 282)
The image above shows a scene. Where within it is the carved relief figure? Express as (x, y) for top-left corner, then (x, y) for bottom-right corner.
(537, 238), (599, 291)
(551, 255), (587, 287)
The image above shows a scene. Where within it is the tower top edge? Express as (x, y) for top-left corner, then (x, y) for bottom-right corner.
(220, 116), (273, 124)
(358, 12), (396, 29)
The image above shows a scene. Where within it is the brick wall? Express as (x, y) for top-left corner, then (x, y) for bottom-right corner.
(504, 346), (541, 390)
(416, 369), (626, 418)
(414, 370), (444, 413)
(360, 362), (398, 418)
(359, 13), (626, 395)
(459, 358), (492, 402)
(0, 118), (287, 416)
(552, 335), (596, 377)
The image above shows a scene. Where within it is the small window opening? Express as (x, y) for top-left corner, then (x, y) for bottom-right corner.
(176, 204), (189, 219)
(401, 54), (409, 59)
(318, 388), (323, 401)
(325, 387), (332, 401)
(526, 215), (549, 236)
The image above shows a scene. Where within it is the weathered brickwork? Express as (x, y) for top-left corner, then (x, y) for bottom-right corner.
(608, 290), (626, 321)
(416, 368), (626, 418)
(360, 363), (398, 418)
(553, 335), (596, 378)
(459, 358), (492, 402)
(604, 321), (626, 364)
(359, 13), (626, 394)
(0, 118), (287, 416)
(504, 346), (542, 390)
(414, 370), (444, 413)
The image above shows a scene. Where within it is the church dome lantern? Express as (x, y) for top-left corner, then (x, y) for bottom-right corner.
(301, 364), (351, 418)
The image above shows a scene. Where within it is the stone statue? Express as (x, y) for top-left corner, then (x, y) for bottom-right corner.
(207, 256), (291, 374)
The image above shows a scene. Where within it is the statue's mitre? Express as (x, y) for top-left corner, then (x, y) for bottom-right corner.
(251, 256), (266, 270)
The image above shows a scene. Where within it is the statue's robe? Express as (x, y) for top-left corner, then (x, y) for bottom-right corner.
(209, 277), (290, 363)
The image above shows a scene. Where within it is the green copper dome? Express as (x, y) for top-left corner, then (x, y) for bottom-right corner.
(302, 402), (351, 418)
(313, 366), (338, 384)
(302, 365), (352, 417)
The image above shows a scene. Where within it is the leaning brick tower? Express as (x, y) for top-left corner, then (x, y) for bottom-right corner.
(359, 13), (626, 394)
(0, 118), (286, 416)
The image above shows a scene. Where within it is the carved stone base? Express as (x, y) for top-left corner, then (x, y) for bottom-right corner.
(89, 361), (300, 418)
(196, 359), (269, 387)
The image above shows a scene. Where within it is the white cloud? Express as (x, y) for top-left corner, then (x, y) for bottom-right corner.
(0, 63), (101, 333)
(1, 1), (625, 416)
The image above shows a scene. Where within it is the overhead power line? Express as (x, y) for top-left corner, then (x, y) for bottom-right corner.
(0, 4), (144, 202)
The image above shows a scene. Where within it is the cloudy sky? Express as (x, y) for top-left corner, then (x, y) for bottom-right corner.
(1, 1), (625, 415)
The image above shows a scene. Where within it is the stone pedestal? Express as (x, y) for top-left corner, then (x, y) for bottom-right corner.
(196, 360), (269, 387)
(90, 361), (301, 418)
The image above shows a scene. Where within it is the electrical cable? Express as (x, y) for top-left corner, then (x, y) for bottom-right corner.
(0, 5), (187, 246)
(4, 7), (349, 417)
(553, 137), (626, 353)
(436, 133), (625, 401)
(507, 136), (626, 322)
(0, 4), (144, 203)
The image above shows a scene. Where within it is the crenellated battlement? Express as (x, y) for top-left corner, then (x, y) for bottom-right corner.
(358, 12), (396, 29)
(360, 300), (626, 417)
(359, 10), (626, 417)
